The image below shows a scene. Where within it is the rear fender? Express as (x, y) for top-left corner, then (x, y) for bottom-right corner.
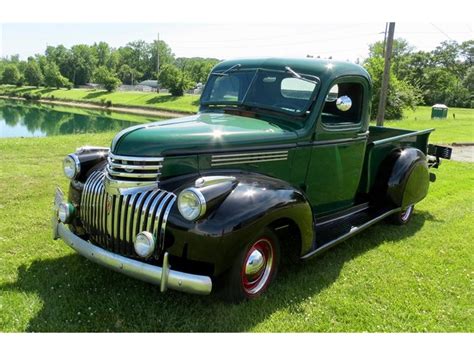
(374, 148), (430, 208)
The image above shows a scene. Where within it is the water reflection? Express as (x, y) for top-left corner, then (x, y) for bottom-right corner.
(0, 100), (155, 138)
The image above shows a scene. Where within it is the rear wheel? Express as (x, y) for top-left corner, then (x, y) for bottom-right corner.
(219, 229), (280, 303)
(389, 204), (414, 225)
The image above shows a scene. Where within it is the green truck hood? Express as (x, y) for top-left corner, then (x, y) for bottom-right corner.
(111, 113), (297, 156)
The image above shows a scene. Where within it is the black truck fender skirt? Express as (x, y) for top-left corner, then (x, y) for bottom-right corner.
(382, 148), (430, 208)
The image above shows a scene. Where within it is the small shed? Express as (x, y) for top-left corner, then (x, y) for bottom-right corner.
(431, 104), (448, 119)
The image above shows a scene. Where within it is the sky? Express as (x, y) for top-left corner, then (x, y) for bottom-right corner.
(0, 22), (472, 62)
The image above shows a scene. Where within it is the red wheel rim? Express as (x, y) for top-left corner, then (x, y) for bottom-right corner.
(241, 237), (275, 296)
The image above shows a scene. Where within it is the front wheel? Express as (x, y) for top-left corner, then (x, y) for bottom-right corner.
(219, 229), (280, 303)
(389, 204), (414, 225)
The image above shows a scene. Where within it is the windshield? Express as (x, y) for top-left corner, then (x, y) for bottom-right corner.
(200, 69), (320, 116)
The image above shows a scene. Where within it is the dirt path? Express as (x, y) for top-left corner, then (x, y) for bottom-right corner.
(449, 145), (474, 163)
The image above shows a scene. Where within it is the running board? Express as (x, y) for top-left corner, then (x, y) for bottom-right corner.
(301, 207), (401, 260)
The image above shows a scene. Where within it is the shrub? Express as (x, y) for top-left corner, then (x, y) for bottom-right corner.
(159, 64), (194, 97)
(364, 57), (422, 120)
(93, 66), (121, 92)
(105, 100), (112, 107)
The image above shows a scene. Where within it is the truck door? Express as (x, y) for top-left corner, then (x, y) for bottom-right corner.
(305, 78), (370, 216)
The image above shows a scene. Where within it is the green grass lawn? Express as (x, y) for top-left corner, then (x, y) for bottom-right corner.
(0, 85), (199, 114)
(0, 133), (472, 332)
(387, 106), (473, 144)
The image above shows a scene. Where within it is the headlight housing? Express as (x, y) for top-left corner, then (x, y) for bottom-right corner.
(177, 187), (207, 221)
(63, 154), (81, 180)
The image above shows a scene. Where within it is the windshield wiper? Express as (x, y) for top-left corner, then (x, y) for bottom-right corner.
(285, 66), (318, 84)
(285, 66), (302, 79)
(211, 64), (242, 76)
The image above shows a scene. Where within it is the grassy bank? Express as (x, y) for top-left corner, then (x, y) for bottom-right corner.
(388, 106), (473, 144)
(0, 133), (472, 332)
(1, 85), (472, 144)
(0, 85), (199, 114)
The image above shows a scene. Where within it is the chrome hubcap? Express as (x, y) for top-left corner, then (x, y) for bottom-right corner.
(245, 249), (265, 276)
(241, 238), (274, 295)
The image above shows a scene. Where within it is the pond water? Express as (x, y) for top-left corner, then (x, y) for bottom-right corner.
(0, 99), (162, 138)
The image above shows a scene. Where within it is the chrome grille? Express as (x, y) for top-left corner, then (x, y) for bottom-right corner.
(106, 153), (164, 182)
(80, 170), (176, 257)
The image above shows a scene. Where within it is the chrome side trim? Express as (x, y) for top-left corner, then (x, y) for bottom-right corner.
(301, 207), (402, 260)
(195, 176), (236, 188)
(55, 223), (212, 295)
(211, 150), (288, 166)
(212, 150), (289, 158)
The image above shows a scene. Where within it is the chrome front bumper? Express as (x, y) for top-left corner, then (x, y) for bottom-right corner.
(52, 189), (212, 295)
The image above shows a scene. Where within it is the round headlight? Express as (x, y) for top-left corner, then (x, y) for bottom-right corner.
(63, 154), (81, 180)
(134, 231), (156, 258)
(178, 188), (206, 221)
(58, 202), (74, 223)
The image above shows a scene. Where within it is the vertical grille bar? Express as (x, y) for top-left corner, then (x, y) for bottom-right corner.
(80, 171), (176, 257)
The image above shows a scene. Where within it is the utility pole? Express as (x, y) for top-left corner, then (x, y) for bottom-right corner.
(376, 22), (395, 127)
(156, 32), (160, 92)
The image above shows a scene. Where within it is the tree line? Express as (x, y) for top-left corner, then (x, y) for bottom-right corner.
(364, 39), (473, 118)
(0, 40), (219, 94)
(0, 37), (472, 115)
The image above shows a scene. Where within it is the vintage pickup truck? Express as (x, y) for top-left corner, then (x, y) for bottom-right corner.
(52, 58), (451, 301)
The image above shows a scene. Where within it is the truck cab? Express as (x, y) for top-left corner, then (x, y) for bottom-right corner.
(53, 58), (451, 302)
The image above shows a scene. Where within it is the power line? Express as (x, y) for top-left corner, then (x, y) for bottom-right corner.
(430, 23), (455, 41)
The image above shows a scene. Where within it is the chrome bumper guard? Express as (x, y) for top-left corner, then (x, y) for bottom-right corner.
(52, 188), (212, 295)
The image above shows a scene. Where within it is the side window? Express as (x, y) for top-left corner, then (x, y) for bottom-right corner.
(321, 82), (363, 126)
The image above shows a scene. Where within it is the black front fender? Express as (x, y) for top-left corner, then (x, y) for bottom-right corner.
(165, 173), (314, 275)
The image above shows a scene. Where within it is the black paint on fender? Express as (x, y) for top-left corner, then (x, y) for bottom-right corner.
(164, 172), (314, 276)
(373, 148), (430, 208)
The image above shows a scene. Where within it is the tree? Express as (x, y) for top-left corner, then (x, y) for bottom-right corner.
(44, 62), (70, 88)
(24, 60), (44, 87)
(364, 57), (422, 120)
(69, 44), (98, 86)
(45, 45), (73, 81)
(175, 57), (220, 83)
(93, 66), (121, 92)
(1, 64), (21, 85)
(158, 64), (194, 96)
(118, 64), (142, 85)
(462, 66), (474, 93)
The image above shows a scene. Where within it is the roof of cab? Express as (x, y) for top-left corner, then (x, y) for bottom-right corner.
(212, 57), (371, 83)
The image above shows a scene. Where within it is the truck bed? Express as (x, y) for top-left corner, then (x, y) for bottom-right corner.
(359, 126), (434, 194)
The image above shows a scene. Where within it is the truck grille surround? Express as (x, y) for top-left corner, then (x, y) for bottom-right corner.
(80, 170), (176, 258)
(106, 153), (164, 182)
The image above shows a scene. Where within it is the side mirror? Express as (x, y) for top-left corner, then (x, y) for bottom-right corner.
(325, 84), (339, 102)
(336, 95), (352, 111)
